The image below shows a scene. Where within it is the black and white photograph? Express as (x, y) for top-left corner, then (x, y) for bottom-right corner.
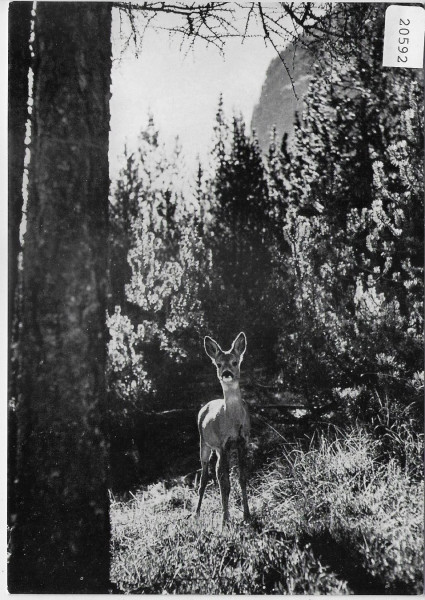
(7, 1), (424, 593)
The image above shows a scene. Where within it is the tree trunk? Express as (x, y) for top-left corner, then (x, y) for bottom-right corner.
(8, 0), (32, 347)
(8, 0), (33, 526)
(9, 2), (112, 592)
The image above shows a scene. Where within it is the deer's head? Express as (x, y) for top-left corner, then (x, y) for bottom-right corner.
(204, 332), (247, 384)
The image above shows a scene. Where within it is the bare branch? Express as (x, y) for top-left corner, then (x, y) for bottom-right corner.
(257, 2), (298, 99)
(112, 2), (381, 96)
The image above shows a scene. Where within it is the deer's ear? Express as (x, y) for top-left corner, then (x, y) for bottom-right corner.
(204, 336), (221, 361)
(231, 332), (247, 359)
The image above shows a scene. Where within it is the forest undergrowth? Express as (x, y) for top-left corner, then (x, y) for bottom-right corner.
(110, 420), (423, 594)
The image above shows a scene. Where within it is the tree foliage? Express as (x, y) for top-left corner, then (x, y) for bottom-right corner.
(108, 118), (212, 412)
(273, 7), (423, 418)
(108, 4), (423, 430)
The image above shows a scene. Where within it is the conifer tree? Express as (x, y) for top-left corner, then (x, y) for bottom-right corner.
(108, 118), (211, 410)
(109, 117), (185, 311)
(207, 107), (277, 363)
(272, 4), (424, 413)
(349, 78), (424, 409)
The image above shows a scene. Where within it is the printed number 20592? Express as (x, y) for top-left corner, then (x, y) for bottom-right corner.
(398, 18), (410, 63)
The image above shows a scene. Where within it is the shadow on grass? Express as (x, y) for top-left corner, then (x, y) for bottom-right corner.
(300, 531), (387, 595)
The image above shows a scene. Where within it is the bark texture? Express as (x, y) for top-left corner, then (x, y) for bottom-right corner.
(9, 2), (112, 592)
(8, 1), (32, 344)
(8, 0), (33, 537)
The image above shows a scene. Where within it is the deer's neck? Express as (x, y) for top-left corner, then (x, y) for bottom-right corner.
(221, 381), (242, 406)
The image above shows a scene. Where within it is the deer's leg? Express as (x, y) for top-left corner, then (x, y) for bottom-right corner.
(237, 438), (250, 521)
(216, 445), (230, 526)
(196, 440), (211, 516)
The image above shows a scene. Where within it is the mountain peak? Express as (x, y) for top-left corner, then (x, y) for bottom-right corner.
(251, 43), (313, 153)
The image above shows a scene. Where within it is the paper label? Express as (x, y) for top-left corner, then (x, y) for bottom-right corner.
(383, 5), (425, 69)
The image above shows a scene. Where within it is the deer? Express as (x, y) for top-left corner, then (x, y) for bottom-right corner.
(196, 332), (250, 527)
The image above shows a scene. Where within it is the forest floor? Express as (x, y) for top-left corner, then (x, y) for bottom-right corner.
(110, 424), (423, 594)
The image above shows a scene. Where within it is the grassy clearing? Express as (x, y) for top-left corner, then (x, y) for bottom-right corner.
(110, 426), (423, 594)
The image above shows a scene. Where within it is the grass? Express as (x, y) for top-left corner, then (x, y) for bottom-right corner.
(110, 425), (423, 594)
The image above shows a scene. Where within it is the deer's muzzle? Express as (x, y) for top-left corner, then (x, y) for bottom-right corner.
(222, 370), (233, 381)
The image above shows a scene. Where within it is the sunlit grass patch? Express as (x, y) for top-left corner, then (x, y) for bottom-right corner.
(110, 473), (347, 594)
(110, 426), (423, 594)
(256, 427), (424, 594)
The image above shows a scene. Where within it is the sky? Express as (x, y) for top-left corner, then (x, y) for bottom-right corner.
(109, 7), (277, 181)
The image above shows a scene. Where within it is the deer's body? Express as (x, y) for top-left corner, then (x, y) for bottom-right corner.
(198, 395), (250, 451)
(196, 333), (250, 526)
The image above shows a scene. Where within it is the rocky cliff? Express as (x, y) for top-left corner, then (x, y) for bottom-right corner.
(251, 44), (313, 153)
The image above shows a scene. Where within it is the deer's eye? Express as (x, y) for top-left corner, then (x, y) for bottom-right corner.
(232, 361), (238, 367)
(217, 363), (222, 368)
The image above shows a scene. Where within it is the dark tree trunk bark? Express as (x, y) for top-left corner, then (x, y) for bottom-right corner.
(9, 2), (112, 592)
(8, 0), (32, 526)
(8, 0), (32, 345)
